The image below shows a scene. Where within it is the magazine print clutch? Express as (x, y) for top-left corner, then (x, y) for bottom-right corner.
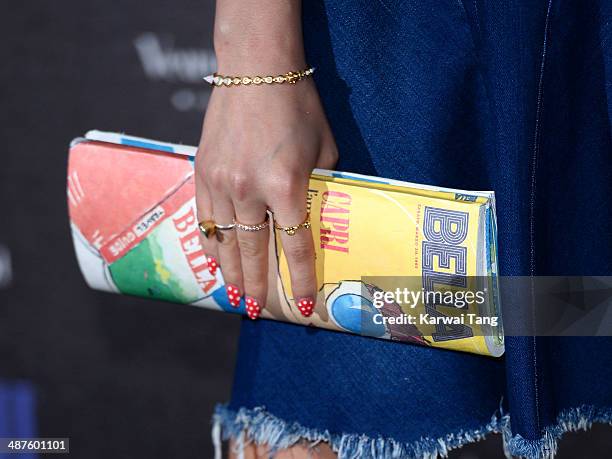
(67, 131), (504, 357)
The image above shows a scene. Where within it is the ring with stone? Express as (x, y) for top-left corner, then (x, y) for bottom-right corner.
(198, 220), (217, 239)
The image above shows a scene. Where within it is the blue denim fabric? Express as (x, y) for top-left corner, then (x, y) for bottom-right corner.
(219, 1), (612, 457)
(0, 381), (37, 459)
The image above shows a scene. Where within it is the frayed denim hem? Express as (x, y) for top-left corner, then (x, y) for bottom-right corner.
(212, 403), (612, 459)
(501, 405), (612, 459)
(212, 404), (509, 459)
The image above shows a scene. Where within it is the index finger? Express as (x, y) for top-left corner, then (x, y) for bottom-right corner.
(273, 206), (318, 318)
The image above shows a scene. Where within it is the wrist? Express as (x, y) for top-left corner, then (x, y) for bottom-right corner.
(215, 48), (307, 76)
(213, 1), (306, 74)
(214, 33), (306, 74)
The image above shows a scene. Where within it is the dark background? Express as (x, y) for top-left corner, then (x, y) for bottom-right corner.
(0, 2), (609, 458)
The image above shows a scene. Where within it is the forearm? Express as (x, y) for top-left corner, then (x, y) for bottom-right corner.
(213, 0), (306, 73)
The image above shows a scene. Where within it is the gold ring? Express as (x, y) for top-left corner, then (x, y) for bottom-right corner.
(274, 213), (311, 236)
(198, 220), (217, 239)
(215, 222), (235, 231)
(233, 213), (270, 232)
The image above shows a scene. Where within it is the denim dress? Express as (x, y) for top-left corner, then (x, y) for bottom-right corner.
(214, 1), (612, 457)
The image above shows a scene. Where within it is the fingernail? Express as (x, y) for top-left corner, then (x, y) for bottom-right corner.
(297, 297), (315, 317)
(226, 284), (241, 308)
(245, 296), (261, 320)
(207, 256), (218, 276)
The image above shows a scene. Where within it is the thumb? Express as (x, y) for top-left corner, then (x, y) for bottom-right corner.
(315, 139), (339, 170)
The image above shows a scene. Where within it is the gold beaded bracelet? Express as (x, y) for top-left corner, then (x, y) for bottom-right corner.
(203, 66), (315, 87)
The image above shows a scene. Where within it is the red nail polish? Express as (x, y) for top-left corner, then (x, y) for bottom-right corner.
(245, 296), (261, 320)
(297, 297), (315, 317)
(207, 256), (218, 276)
(226, 284), (241, 308)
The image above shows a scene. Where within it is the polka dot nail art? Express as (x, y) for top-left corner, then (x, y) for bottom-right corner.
(207, 256), (218, 277)
(226, 284), (241, 308)
(297, 297), (315, 317)
(245, 296), (261, 320)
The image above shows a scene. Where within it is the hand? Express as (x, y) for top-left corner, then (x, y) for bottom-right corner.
(195, 76), (338, 319)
